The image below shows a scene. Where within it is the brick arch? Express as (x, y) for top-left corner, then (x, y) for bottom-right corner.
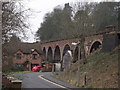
(54, 45), (61, 63)
(89, 39), (102, 54)
(42, 47), (46, 60)
(42, 47), (46, 51)
(73, 46), (79, 63)
(62, 44), (71, 57)
(47, 47), (53, 62)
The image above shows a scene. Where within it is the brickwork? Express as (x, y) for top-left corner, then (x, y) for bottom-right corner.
(3, 26), (117, 71)
(41, 35), (103, 63)
(13, 49), (42, 70)
(41, 26), (116, 61)
(2, 74), (22, 89)
(84, 35), (103, 56)
(41, 38), (80, 61)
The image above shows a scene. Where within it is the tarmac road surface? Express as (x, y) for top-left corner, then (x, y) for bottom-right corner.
(13, 72), (83, 90)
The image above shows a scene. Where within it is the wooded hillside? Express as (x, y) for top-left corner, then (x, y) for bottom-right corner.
(36, 2), (119, 41)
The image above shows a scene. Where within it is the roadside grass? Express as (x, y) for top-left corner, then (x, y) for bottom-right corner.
(82, 85), (93, 88)
(6, 70), (42, 75)
(53, 48), (119, 88)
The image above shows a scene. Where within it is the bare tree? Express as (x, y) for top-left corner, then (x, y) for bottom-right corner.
(2, 1), (30, 43)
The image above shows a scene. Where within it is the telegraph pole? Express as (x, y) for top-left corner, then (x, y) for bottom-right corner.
(72, 35), (85, 86)
(77, 42), (81, 86)
(77, 35), (85, 86)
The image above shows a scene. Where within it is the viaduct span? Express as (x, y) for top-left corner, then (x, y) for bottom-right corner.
(40, 26), (118, 64)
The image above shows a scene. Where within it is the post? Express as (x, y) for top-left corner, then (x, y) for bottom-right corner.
(77, 43), (81, 86)
(83, 73), (87, 86)
(52, 64), (55, 74)
(77, 35), (85, 86)
(29, 62), (31, 71)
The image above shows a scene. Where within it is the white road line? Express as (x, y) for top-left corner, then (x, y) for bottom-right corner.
(38, 75), (67, 89)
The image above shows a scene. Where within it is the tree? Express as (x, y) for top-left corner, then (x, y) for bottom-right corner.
(73, 2), (97, 36)
(92, 2), (118, 30)
(9, 35), (21, 43)
(60, 3), (75, 39)
(72, 2), (118, 36)
(36, 6), (63, 41)
(36, 10), (63, 41)
(36, 3), (74, 41)
(36, 2), (118, 42)
(2, 1), (30, 43)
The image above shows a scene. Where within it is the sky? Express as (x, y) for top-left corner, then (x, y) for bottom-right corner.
(21, 0), (118, 42)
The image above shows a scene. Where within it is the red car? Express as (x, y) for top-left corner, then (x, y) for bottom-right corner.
(32, 66), (41, 72)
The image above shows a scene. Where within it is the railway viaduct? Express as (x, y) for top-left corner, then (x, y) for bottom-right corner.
(40, 26), (119, 64)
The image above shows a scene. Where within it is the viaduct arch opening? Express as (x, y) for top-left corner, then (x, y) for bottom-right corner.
(73, 46), (82, 63)
(54, 46), (61, 63)
(62, 44), (71, 70)
(90, 41), (102, 53)
(47, 47), (53, 63)
(42, 47), (46, 61)
(63, 44), (71, 57)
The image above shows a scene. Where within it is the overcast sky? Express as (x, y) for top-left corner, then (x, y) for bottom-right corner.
(21, 0), (118, 42)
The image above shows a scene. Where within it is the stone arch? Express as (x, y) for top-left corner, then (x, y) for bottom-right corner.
(47, 47), (53, 63)
(61, 44), (71, 69)
(62, 44), (71, 57)
(54, 46), (61, 63)
(62, 44), (72, 70)
(42, 47), (46, 60)
(73, 45), (82, 63)
(89, 40), (102, 53)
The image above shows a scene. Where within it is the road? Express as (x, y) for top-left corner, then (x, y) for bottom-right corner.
(12, 72), (80, 89)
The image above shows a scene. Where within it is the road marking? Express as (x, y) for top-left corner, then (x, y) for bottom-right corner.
(38, 75), (68, 89)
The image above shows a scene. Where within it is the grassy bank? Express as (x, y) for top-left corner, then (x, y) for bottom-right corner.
(54, 47), (119, 88)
